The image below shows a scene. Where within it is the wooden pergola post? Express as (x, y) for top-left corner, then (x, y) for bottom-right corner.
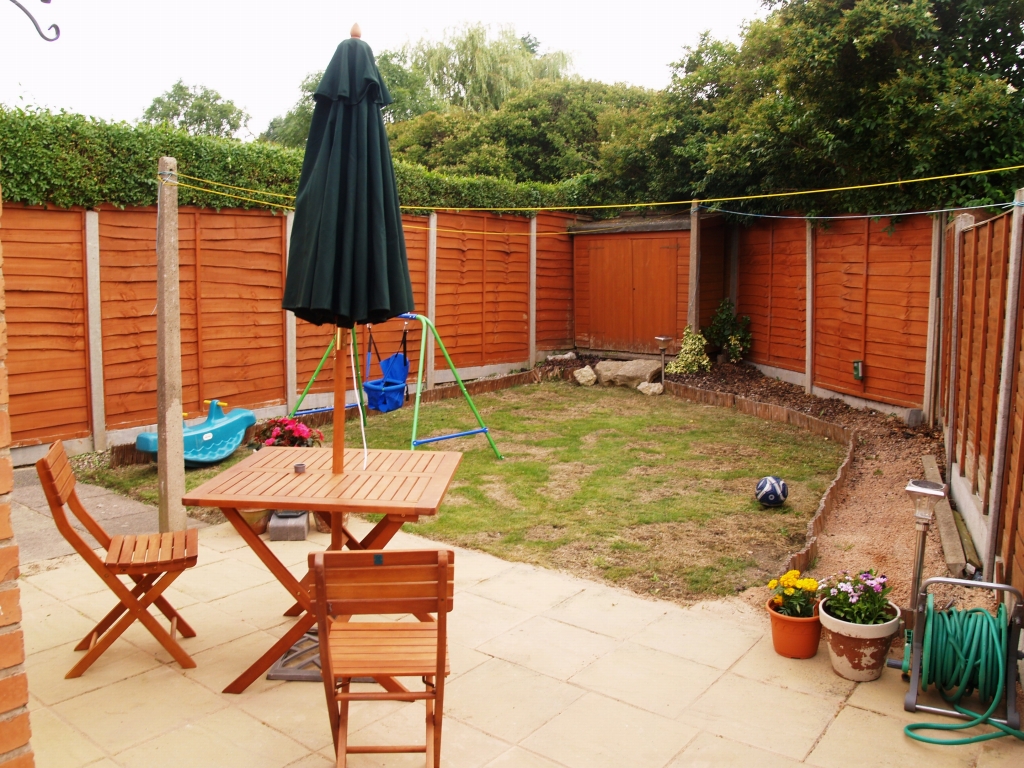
(156, 157), (186, 532)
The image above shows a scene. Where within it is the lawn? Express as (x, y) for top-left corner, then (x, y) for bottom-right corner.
(74, 381), (845, 601)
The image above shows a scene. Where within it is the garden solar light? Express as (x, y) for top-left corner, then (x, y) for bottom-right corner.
(655, 336), (673, 384)
(905, 479), (945, 617)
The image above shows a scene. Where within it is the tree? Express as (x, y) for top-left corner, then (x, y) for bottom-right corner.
(376, 50), (444, 123)
(142, 80), (249, 138)
(262, 72), (321, 148)
(410, 24), (572, 112)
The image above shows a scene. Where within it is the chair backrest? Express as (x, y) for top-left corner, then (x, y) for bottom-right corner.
(36, 440), (112, 552)
(311, 549), (454, 618)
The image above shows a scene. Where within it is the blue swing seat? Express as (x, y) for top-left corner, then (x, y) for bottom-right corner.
(364, 353), (410, 413)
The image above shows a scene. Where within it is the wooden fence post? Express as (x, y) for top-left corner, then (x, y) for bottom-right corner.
(985, 188), (1024, 576)
(85, 209), (106, 451)
(284, 211), (297, 414)
(923, 215), (944, 425)
(945, 212), (975, 480)
(155, 157), (186, 533)
(0, 182), (35, 768)
(529, 217), (537, 366)
(426, 212), (437, 390)
(688, 203), (701, 331)
(805, 221), (814, 394)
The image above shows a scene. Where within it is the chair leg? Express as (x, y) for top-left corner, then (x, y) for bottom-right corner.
(425, 697), (435, 768)
(67, 570), (193, 678)
(75, 574), (196, 651)
(336, 680), (350, 768)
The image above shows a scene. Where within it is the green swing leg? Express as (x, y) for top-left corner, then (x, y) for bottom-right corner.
(408, 314), (502, 460)
(289, 330), (366, 426)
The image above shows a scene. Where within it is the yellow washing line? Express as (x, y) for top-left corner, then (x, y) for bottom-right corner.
(175, 162), (1024, 212)
(169, 180), (295, 210)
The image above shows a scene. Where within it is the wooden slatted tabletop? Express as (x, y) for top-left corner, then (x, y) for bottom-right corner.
(182, 447), (462, 516)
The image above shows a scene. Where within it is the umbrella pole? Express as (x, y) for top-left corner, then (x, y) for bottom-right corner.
(333, 327), (347, 473)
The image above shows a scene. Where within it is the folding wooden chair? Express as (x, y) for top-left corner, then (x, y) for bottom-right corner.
(35, 440), (199, 678)
(311, 549), (454, 768)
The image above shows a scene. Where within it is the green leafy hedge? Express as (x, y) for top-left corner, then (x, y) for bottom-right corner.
(0, 108), (591, 214)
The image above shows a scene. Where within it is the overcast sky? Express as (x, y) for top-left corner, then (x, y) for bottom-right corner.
(1, 0), (766, 136)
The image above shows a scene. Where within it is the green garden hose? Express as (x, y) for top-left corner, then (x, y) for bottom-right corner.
(905, 594), (1024, 745)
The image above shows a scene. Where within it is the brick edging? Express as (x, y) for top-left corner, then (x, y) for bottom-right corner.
(661, 381), (857, 574)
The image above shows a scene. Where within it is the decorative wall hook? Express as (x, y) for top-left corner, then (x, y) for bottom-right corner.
(8, 0), (59, 41)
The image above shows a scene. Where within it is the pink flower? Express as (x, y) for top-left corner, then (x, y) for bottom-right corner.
(264, 438), (275, 446)
(271, 427), (281, 438)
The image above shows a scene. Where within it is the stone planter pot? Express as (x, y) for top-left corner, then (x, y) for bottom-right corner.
(766, 599), (822, 659)
(819, 599), (901, 681)
(238, 509), (272, 536)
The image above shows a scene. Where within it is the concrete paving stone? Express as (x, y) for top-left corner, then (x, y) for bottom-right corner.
(478, 616), (618, 680)
(845, 665), (979, 724)
(172, 556), (277, 603)
(196, 522), (252, 553)
(730, 634), (857, 700)
(806, 705), (984, 768)
(448, 640), (492, 680)
(22, 603), (97, 657)
(17, 527), (93, 565)
(541, 585), (669, 640)
(120, 598), (262, 659)
(977, 737), (1024, 766)
(81, 761), (120, 768)
(23, 555), (108, 600)
(17, 576), (60, 612)
(284, 754), (334, 768)
(29, 705), (107, 768)
(522, 691), (698, 768)
(667, 731), (805, 768)
(447, 592), (533, 650)
(239, 673), (362, 752)
(63, 582), (200, 624)
(10, 501), (54, 533)
(115, 705), (311, 768)
(347, 701), (510, 768)
(182, 628), (288, 695)
(683, 672), (840, 761)
(631, 603), (763, 670)
(484, 747), (567, 768)
(52, 665), (228, 754)
(568, 642), (722, 719)
(466, 564), (585, 613)
(26, 638), (161, 707)
(209, 580), (302, 631)
(445, 658), (585, 743)
(451, 548), (517, 590)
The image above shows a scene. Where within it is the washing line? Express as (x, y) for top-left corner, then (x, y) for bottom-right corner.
(700, 201), (1016, 221)
(170, 161), (1024, 213)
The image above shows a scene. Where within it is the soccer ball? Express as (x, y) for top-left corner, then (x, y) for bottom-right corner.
(756, 476), (788, 507)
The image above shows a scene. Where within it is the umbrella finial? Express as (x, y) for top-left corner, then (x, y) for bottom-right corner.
(350, 23), (361, 38)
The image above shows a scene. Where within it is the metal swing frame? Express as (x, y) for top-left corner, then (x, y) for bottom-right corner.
(290, 313), (502, 459)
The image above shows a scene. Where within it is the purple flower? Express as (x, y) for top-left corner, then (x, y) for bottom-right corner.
(873, 584), (882, 592)
(850, 595), (859, 603)
(830, 588), (838, 596)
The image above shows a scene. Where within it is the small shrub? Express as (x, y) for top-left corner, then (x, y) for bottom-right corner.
(767, 569), (818, 618)
(705, 299), (752, 363)
(253, 417), (323, 448)
(818, 569), (893, 624)
(665, 327), (711, 374)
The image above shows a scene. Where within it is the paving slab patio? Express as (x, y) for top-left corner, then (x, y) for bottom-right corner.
(14, 474), (1022, 767)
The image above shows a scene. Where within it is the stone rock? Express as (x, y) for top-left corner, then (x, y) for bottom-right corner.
(547, 351), (576, 361)
(637, 382), (664, 396)
(595, 360), (625, 385)
(573, 365), (597, 386)
(612, 359), (662, 388)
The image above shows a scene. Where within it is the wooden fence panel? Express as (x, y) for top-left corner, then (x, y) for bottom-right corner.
(699, 221), (727, 328)
(3, 206), (91, 445)
(99, 207), (200, 429)
(536, 213), (575, 350)
(813, 216), (931, 408)
(737, 218), (806, 373)
(573, 235), (593, 347)
(482, 215), (530, 364)
(434, 213), (486, 368)
(197, 210), (286, 409)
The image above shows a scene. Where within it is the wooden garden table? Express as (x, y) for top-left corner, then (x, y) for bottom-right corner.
(182, 445), (462, 694)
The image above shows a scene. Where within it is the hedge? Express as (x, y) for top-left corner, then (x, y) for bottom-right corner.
(0, 107), (593, 214)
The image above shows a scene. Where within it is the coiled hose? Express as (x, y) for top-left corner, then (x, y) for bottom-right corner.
(905, 594), (1024, 744)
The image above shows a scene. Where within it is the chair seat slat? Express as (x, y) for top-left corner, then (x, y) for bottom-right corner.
(172, 530), (185, 562)
(119, 535), (137, 567)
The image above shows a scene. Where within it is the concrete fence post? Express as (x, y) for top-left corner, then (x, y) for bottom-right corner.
(155, 157), (186, 533)
(529, 217), (537, 366)
(426, 212), (437, 390)
(85, 210), (106, 451)
(922, 215), (944, 425)
(985, 188), (1024, 576)
(944, 212), (975, 481)
(284, 211), (297, 414)
(688, 203), (701, 331)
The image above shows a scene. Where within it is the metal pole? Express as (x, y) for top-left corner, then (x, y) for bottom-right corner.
(155, 157), (186, 533)
(350, 328), (366, 426)
(290, 337), (334, 416)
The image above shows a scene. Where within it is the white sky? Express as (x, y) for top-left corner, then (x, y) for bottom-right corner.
(1, 0), (766, 137)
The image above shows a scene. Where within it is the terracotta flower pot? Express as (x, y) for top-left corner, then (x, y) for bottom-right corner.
(766, 599), (822, 659)
(238, 508), (272, 536)
(819, 599), (901, 681)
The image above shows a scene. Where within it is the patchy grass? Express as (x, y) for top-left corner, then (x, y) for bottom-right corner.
(328, 381), (844, 602)
(75, 381), (845, 601)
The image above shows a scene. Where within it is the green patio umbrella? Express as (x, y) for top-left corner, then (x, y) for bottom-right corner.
(283, 26), (415, 473)
(283, 28), (414, 328)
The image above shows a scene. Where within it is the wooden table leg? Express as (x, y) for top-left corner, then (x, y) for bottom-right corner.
(223, 614), (316, 695)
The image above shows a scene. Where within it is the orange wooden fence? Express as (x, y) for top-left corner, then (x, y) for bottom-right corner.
(2, 204), (574, 448)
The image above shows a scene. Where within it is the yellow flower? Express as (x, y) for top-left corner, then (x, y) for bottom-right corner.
(768, 579), (778, 589)
(784, 587), (795, 596)
(773, 595), (783, 605)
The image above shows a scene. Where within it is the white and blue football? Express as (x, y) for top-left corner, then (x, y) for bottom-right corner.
(756, 476), (788, 507)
